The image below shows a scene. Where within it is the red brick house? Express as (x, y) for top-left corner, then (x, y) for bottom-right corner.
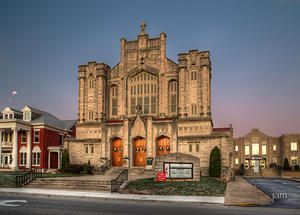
(0, 106), (76, 171)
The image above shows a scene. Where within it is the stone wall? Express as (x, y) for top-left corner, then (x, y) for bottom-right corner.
(64, 138), (102, 167)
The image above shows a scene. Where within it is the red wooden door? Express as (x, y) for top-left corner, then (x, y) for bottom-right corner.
(157, 137), (171, 156)
(112, 139), (123, 166)
(134, 138), (146, 167)
(50, 152), (58, 169)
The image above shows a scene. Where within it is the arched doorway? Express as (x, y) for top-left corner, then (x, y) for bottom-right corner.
(134, 137), (146, 167)
(112, 138), (123, 167)
(157, 137), (171, 156)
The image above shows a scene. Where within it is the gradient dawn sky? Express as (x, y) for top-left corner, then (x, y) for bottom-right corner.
(0, 0), (299, 137)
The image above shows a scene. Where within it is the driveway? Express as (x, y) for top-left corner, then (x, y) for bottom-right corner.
(246, 178), (300, 209)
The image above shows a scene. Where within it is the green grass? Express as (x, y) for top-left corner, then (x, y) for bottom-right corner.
(124, 176), (226, 196)
(0, 171), (86, 188)
(0, 174), (17, 188)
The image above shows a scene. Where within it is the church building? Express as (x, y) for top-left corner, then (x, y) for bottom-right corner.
(65, 23), (233, 180)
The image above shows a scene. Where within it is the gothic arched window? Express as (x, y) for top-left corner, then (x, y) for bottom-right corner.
(111, 86), (118, 116)
(129, 72), (157, 115)
(169, 81), (177, 113)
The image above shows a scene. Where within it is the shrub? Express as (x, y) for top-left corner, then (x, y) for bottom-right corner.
(209, 146), (221, 177)
(239, 163), (245, 176)
(83, 160), (93, 174)
(294, 165), (300, 171)
(283, 158), (291, 171)
(269, 163), (277, 168)
(61, 149), (70, 173)
(65, 164), (83, 174)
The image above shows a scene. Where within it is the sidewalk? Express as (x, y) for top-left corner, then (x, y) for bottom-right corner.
(224, 176), (271, 206)
(0, 188), (224, 204)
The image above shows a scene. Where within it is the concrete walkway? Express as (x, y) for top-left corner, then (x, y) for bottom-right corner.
(225, 176), (272, 206)
(0, 188), (224, 204)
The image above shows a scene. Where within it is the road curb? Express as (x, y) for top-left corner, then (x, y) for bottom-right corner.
(0, 188), (225, 205)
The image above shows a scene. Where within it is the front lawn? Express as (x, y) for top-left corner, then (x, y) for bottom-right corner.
(0, 171), (86, 188)
(0, 172), (21, 188)
(123, 176), (226, 196)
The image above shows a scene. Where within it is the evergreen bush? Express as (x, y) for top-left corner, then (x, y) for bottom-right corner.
(209, 146), (221, 177)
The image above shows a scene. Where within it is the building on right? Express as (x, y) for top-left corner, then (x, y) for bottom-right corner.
(233, 128), (300, 171)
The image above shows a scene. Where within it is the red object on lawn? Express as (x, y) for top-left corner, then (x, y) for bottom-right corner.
(157, 172), (166, 182)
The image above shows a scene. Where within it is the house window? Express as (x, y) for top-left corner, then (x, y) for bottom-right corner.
(59, 135), (63, 146)
(196, 144), (199, 152)
(23, 112), (31, 121)
(32, 146), (41, 166)
(291, 142), (297, 151)
(4, 114), (8, 119)
(33, 153), (40, 165)
(252, 143), (259, 155)
(111, 86), (118, 116)
(244, 160), (249, 169)
(273, 157), (278, 164)
(245, 146), (250, 155)
(262, 145), (267, 155)
(169, 81), (177, 113)
(273, 145), (277, 151)
(291, 156), (298, 165)
(21, 132), (27, 143)
(20, 152), (27, 166)
(235, 145), (238, 152)
(34, 130), (40, 143)
(235, 158), (239, 165)
(9, 114), (13, 119)
(189, 144), (193, 152)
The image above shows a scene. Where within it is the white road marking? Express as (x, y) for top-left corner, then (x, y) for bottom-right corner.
(0, 200), (28, 207)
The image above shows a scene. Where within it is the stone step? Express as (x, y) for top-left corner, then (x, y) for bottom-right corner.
(25, 178), (112, 191)
(26, 184), (110, 191)
(34, 178), (111, 185)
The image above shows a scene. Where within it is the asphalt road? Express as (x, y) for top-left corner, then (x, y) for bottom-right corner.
(0, 194), (299, 215)
(246, 178), (300, 209)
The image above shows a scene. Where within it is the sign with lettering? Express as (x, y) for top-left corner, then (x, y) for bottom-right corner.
(157, 172), (166, 182)
(164, 162), (193, 179)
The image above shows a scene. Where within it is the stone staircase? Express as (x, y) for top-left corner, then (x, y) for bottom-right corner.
(25, 177), (111, 191)
(244, 168), (279, 178)
(25, 167), (155, 192)
(128, 168), (154, 177)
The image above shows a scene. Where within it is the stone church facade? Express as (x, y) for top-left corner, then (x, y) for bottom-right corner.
(65, 23), (233, 180)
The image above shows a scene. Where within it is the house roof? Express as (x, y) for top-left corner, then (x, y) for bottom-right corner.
(62, 120), (77, 130)
(31, 111), (66, 130)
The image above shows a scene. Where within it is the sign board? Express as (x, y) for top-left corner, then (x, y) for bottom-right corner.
(164, 162), (193, 179)
(157, 172), (166, 182)
(254, 160), (259, 173)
